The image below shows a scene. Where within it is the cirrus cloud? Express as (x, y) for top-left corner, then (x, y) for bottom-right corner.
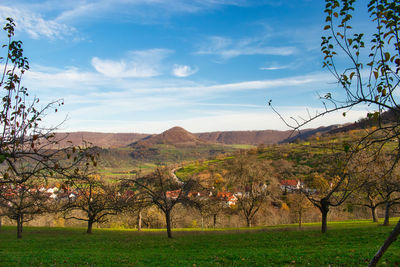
(91, 49), (173, 78)
(197, 36), (297, 59)
(0, 6), (76, 40)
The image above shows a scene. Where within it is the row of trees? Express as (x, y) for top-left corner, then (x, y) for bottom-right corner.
(3, 143), (400, 238)
(0, 149), (286, 239)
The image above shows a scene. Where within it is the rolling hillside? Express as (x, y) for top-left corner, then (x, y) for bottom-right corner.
(56, 126), (341, 148)
(131, 126), (208, 147)
(195, 129), (293, 145)
(54, 132), (149, 148)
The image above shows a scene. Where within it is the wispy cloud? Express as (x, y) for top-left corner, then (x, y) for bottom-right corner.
(91, 49), (173, 78)
(260, 66), (286, 70)
(26, 63), (332, 97)
(259, 63), (293, 71)
(51, 0), (257, 25)
(0, 0), (252, 41)
(0, 6), (76, 39)
(171, 64), (198, 77)
(22, 62), (361, 133)
(197, 36), (296, 59)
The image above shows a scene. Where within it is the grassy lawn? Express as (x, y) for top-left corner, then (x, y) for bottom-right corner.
(1, 220), (400, 266)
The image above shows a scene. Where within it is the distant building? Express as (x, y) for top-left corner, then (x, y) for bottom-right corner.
(165, 189), (181, 199)
(280, 180), (302, 193)
(217, 192), (237, 206)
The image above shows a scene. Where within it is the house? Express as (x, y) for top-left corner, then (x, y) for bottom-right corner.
(217, 192), (237, 207)
(280, 180), (302, 193)
(165, 189), (181, 199)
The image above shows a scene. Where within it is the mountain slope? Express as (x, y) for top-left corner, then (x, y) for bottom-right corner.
(131, 126), (207, 147)
(54, 132), (150, 148)
(195, 130), (294, 145)
(55, 124), (355, 149)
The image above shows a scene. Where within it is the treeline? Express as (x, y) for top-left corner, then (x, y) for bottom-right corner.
(2, 134), (399, 239)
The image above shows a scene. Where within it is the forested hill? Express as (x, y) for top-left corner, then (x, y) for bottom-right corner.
(131, 126), (207, 147)
(55, 124), (354, 148)
(55, 128), (294, 148)
(195, 129), (293, 145)
(53, 132), (150, 148)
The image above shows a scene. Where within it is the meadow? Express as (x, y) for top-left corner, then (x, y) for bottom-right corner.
(1, 219), (399, 266)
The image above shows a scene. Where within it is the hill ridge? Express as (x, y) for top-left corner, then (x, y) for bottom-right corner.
(131, 126), (207, 147)
(55, 124), (354, 148)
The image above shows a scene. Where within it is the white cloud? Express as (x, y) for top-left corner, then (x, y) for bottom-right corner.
(197, 36), (296, 59)
(91, 49), (173, 78)
(260, 64), (292, 71)
(26, 63), (332, 99)
(54, 0), (255, 22)
(0, 6), (76, 39)
(22, 62), (349, 133)
(171, 64), (198, 77)
(204, 72), (330, 92)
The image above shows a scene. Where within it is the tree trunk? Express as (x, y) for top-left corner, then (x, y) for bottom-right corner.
(369, 219), (400, 267)
(246, 217), (251, 228)
(20, 214), (23, 233)
(321, 209), (328, 233)
(165, 210), (172, 238)
(87, 219), (94, 234)
(298, 210), (302, 229)
(213, 214), (217, 228)
(371, 206), (378, 223)
(201, 216), (204, 229)
(320, 200), (329, 233)
(17, 214), (23, 239)
(383, 202), (390, 226)
(137, 211), (142, 232)
(0, 216), (2, 230)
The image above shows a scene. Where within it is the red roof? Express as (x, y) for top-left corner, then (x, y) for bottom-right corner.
(166, 189), (181, 199)
(280, 180), (298, 186)
(217, 192), (233, 199)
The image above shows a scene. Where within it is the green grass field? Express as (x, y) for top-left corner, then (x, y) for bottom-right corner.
(1, 219), (400, 266)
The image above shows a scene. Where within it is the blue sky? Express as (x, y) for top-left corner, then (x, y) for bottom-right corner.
(0, 0), (371, 133)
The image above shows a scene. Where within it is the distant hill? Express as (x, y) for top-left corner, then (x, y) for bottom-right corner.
(328, 110), (396, 135)
(195, 130), (294, 145)
(131, 126), (207, 148)
(129, 127), (237, 163)
(54, 132), (150, 148)
(281, 125), (341, 143)
(55, 125), (355, 148)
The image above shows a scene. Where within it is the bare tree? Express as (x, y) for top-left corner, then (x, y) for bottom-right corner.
(130, 167), (199, 238)
(368, 155), (400, 226)
(299, 146), (361, 233)
(60, 151), (133, 234)
(0, 18), (92, 237)
(0, 18), (72, 186)
(286, 191), (313, 228)
(194, 165), (229, 228)
(351, 152), (400, 225)
(352, 179), (382, 222)
(0, 180), (52, 238)
(225, 154), (278, 227)
(61, 169), (132, 234)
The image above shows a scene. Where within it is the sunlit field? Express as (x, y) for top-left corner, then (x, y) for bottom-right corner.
(1, 219), (399, 266)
